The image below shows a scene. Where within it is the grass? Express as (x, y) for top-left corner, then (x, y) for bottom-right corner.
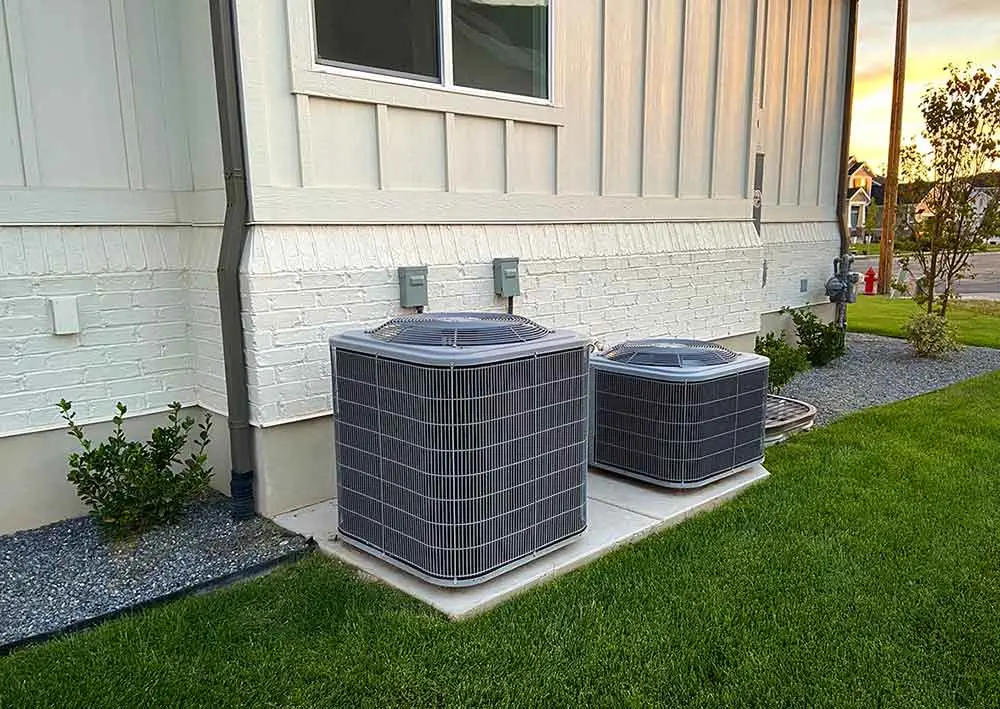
(848, 296), (1000, 348)
(4, 376), (1000, 707)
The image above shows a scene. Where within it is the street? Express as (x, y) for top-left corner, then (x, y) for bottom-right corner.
(853, 251), (1000, 300)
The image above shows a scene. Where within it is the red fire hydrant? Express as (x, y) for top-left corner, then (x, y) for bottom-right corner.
(863, 266), (878, 295)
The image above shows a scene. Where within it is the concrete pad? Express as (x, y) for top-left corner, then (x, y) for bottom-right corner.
(587, 466), (769, 521)
(272, 465), (769, 619)
(272, 498), (337, 544)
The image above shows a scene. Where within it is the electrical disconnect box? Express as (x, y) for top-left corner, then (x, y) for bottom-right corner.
(397, 266), (428, 309)
(492, 258), (521, 297)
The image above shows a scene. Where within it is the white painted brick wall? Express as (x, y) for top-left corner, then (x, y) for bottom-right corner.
(241, 222), (767, 425)
(0, 225), (224, 435)
(184, 226), (228, 415)
(760, 222), (840, 316)
(1, 219), (837, 436)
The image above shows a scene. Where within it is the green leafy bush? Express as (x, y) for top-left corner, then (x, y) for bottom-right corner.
(903, 313), (962, 358)
(784, 307), (846, 366)
(755, 333), (810, 394)
(58, 400), (213, 537)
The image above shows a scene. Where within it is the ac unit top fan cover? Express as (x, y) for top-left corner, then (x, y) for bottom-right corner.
(594, 339), (768, 381)
(333, 312), (588, 365)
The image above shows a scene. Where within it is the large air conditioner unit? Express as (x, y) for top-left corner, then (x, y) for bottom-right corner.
(330, 312), (590, 586)
(590, 339), (769, 488)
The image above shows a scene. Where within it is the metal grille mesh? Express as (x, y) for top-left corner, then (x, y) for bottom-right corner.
(765, 395), (815, 429)
(366, 312), (551, 347)
(334, 347), (589, 585)
(592, 366), (767, 486)
(602, 339), (740, 368)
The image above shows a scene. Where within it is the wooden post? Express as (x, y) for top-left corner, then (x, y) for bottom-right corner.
(878, 0), (909, 294)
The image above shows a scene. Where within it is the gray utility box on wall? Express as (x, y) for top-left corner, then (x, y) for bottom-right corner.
(330, 312), (590, 586)
(492, 258), (521, 297)
(590, 340), (769, 489)
(397, 266), (428, 309)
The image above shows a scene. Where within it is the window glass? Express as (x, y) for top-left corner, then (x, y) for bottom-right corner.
(451, 0), (549, 99)
(314, 0), (441, 81)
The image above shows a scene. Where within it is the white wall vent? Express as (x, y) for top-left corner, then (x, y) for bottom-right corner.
(330, 312), (590, 586)
(590, 339), (769, 488)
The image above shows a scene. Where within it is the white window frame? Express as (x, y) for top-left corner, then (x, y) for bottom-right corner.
(290, 0), (562, 126)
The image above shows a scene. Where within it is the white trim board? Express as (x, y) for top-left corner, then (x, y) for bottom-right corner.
(251, 187), (753, 225)
(0, 188), (224, 226)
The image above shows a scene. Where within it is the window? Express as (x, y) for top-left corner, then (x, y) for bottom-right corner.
(313, 0), (550, 100)
(314, 0), (440, 82)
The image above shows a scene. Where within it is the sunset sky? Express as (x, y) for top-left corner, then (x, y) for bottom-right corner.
(850, 0), (1000, 172)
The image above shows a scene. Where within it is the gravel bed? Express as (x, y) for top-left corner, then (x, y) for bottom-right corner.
(0, 494), (309, 649)
(782, 333), (1000, 426)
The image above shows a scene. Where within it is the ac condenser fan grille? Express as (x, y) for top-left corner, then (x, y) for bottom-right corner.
(602, 339), (739, 367)
(367, 312), (551, 347)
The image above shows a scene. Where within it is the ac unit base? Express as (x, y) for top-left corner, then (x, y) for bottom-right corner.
(337, 524), (587, 588)
(589, 457), (764, 491)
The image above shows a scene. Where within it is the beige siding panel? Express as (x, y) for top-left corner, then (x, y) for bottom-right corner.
(555, 0), (602, 195)
(19, 0), (128, 188)
(309, 99), (380, 189)
(257, 0), (299, 187)
(153, 0), (194, 191)
(601, 0), (645, 196)
(384, 108), (447, 191)
(124, 0), (176, 190)
(798, 0), (829, 205)
(712, 0), (755, 199)
(509, 123), (556, 195)
(778, 0), (808, 205)
(642, 0), (685, 197)
(0, 6), (24, 187)
(819, 0), (847, 210)
(177, 0), (223, 191)
(452, 116), (505, 193)
(678, 0), (720, 198)
(760, 0), (787, 206)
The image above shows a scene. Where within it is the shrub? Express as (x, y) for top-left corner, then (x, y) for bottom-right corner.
(755, 333), (810, 394)
(58, 400), (213, 537)
(784, 307), (846, 366)
(903, 313), (962, 358)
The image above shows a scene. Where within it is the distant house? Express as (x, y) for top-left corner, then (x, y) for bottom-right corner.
(845, 157), (882, 241)
(915, 185), (998, 226)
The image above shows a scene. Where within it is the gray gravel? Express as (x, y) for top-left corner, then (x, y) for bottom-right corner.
(0, 494), (309, 649)
(782, 332), (1000, 426)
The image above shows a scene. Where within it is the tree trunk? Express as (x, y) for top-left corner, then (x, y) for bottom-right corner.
(926, 250), (938, 314)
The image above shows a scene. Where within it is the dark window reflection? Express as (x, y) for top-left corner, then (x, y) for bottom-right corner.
(314, 0), (441, 81)
(452, 0), (549, 98)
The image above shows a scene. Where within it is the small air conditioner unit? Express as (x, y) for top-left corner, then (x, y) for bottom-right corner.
(330, 312), (590, 586)
(590, 339), (769, 488)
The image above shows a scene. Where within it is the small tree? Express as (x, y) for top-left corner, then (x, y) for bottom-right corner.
(900, 64), (1000, 316)
(864, 203), (880, 243)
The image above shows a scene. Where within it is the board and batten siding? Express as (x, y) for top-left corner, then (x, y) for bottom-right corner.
(237, 0), (849, 225)
(0, 0), (227, 434)
(0, 0), (224, 224)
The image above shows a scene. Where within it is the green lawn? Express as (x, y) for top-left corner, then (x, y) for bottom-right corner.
(848, 296), (1000, 348)
(4, 376), (1000, 707)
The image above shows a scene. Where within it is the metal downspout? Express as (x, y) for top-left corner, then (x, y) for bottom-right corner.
(209, 0), (255, 519)
(834, 0), (860, 329)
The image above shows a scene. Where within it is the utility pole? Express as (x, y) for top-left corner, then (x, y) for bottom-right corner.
(878, 0), (909, 294)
